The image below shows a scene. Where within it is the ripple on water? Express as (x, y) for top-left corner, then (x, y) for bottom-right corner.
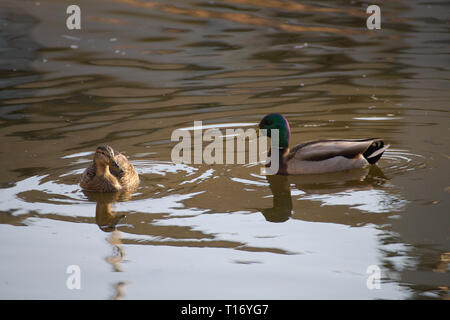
(378, 148), (426, 175)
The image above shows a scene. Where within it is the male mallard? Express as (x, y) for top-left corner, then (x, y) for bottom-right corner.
(80, 145), (139, 192)
(258, 113), (389, 175)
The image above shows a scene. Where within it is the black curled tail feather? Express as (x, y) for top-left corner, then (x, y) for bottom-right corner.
(363, 139), (387, 164)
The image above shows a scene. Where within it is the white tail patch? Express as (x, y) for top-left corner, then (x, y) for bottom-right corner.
(367, 144), (390, 158)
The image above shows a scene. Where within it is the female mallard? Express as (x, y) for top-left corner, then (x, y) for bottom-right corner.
(258, 113), (389, 175)
(80, 145), (139, 192)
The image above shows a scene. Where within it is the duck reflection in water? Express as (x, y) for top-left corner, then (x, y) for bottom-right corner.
(84, 191), (126, 271)
(82, 189), (136, 299)
(261, 175), (293, 223)
(82, 191), (132, 232)
(83, 189), (136, 267)
(260, 165), (388, 223)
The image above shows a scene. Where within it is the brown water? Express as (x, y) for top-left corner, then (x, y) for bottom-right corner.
(0, 0), (449, 299)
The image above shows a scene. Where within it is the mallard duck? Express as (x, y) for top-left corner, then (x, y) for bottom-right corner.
(110, 150), (140, 191)
(80, 145), (139, 192)
(258, 113), (389, 175)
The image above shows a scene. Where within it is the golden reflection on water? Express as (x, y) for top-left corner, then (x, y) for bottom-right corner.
(86, 190), (136, 274)
(89, 191), (131, 298)
(433, 253), (450, 274)
(111, 281), (128, 300)
(106, 230), (125, 272)
(112, 0), (360, 34)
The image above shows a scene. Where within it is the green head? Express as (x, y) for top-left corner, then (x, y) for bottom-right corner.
(258, 113), (291, 148)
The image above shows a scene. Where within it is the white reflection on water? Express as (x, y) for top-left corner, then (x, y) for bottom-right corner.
(0, 215), (411, 299)
(230, 177), (269, 187)
(132, 160), (198, 176)
(180, 168), (215, 185)
(0, 160), (202, 218)
(144, 211), (410, 299)
(0, 175), (88, 216)
(301, 189), (408, 214)
(61, 151), (94, 159)
(0, 160), (411, 299)
(178, 122), (256, 131)
(353, 117), (403, 121)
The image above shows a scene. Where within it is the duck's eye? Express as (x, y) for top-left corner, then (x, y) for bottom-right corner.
(265, 119), (273, 126)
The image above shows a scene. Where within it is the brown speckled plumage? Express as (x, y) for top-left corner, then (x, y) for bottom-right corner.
(110, 153), (139, 190)
(80, 145), (139, 192)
